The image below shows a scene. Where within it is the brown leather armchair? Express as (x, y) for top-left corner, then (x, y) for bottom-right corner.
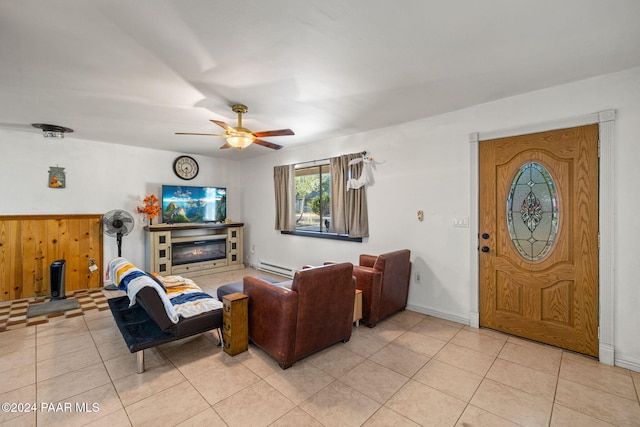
(243, 262), (355, 369)
(352, 249), (411, 327)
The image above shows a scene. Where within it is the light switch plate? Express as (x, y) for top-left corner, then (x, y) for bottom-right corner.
(453, 216), (469, 228)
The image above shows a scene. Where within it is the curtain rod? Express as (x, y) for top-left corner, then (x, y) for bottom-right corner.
(294, 151), (367, 169)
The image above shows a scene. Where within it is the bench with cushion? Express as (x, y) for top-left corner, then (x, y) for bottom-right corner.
(107, 257), (224, 373)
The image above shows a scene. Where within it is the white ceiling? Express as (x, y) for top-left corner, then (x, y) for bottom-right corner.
(2, 0), (640, 159)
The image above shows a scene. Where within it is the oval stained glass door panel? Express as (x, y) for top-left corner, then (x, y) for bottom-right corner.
(506, 162), (559, 261)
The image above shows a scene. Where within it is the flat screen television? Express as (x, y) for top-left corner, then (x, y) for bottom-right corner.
(161, 185), (226, 224)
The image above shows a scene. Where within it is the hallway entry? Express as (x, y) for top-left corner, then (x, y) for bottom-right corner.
(479, 124), (599, 357)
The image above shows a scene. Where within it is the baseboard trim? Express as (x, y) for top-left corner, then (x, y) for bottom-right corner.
(406, 304), (469, 326)
(614, 353), (640, 373)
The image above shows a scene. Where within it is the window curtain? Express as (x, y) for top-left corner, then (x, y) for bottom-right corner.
(330, 153), (369, 238)
(273, 164), (295, 231)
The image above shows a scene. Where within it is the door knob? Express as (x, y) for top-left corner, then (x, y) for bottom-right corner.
(482, 233), (490, 239)
(481, 246), (490, 252)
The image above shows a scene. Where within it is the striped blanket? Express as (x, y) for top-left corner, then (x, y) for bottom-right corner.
(107, 257), (222, 323)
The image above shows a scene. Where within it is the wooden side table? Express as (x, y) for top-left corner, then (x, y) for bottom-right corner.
(222, 292), (248, 356)
(354, 289), (363, 327)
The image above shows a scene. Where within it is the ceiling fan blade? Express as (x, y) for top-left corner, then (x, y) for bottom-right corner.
(210, 120), (235, 132)
(175, 132), (225, 136)
(253, 129), (295, 138)
(219, 142), (233, 149)
(253, 138), (283, 150)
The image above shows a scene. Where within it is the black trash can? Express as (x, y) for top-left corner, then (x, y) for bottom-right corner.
(50, 260), (66, 300)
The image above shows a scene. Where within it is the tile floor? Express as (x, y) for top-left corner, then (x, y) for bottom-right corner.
(1, 268), (639, 426)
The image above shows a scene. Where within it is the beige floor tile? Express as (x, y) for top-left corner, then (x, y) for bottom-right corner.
(36, 383), (123, 427)
(343, 328), (390, 358)
(455, 404), (521, 427)
(125, 380), (209, 426)
(234, 344), (281, 378)
(37, 344), (103, 382)
(36, 363), (111, 403)
(0, 362), (35, 394)
(35, 316), (89, 343)
(368, 342), (430, 377)
(0, 327), (36, 353)
(413, 359), (483, 402)
(161, 335), (238, 379)
(498, 340), (562, 375)
(433, 343), (495, 376)
(300, 380), (381, 427)
(385, 379), (466, 426)
(84, 408), (132, 427)
(190, 360), (262, 405)
(270, 407), (324, 427)
(449, 328), (506, 357)
(36, 331), (96, 362)
(0, 384), (36, 424)
(113, 362), (187, 406)
(0, 411), (36, 426)
(486, 358), (557, 398)
(386, 310), (426, 330)
(341, 359), (410, 404)
(633, 370), (640, 397)
(410, 317), (462, 341)
(176, 408), (227, 426)
(365, 318), (408, 342)
(392, 330), (448, 357)
(550, 403), (617, 426)
(214, 380), (295, 427)
(470, 379), (554, 426)
(560, 351), (637, 400)
(555, 378), (640, 427)
(264, 361), (335, 404)
(103, 347), (170, 381)
(363, 406), (420, 426)
(306, 344), (365, 378)
(0, 345), (35, 374)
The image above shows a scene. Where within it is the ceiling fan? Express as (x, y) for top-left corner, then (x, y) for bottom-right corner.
(176, 104), (294, 150)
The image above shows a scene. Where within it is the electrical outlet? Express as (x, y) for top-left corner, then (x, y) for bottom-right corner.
(415, 272), (422, 284)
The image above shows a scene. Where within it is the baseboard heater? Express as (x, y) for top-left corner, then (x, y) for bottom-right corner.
(257, 261), (296, 279)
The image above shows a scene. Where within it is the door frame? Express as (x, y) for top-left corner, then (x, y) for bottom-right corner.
(469, 110), (616, 365)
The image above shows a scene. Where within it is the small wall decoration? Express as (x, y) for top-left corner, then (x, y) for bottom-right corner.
(48, 166), (66, 188)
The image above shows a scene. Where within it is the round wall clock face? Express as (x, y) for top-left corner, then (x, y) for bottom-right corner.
(173, 155), (199, 180)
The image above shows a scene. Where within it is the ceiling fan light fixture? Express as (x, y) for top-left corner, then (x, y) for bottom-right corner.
(226, 130), (255, 149)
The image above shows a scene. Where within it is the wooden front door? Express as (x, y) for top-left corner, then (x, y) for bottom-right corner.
(479, 125), (599, 357)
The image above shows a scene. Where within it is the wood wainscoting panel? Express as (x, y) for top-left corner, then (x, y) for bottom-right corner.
(0, 215), (103, 302)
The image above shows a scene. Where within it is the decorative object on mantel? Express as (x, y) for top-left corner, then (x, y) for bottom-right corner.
(48, 166), (66, 188)
(137, 194), (161, 225)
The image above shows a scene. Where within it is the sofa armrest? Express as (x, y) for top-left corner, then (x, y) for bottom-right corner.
(136, 286), (175, 331)
(243, 276), (299, 362)
(359, 254), (378, 268)
(352, 265), (383, 324)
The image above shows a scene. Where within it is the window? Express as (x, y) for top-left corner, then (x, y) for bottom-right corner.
(294, 162), (331, 233)
(275, 152), (368, 241)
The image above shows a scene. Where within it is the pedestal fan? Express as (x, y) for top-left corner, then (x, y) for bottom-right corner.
(102, 210), (134, 290)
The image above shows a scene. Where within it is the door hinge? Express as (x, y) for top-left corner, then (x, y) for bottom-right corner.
(598, 139), (601, 158)
(598, 326), (600, 340)
(598, 232), (601, 250)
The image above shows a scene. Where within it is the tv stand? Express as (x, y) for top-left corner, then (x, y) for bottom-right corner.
(144, 222), (244, 278)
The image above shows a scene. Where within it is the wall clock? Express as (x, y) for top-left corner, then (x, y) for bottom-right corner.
(173, 155), (199, 180)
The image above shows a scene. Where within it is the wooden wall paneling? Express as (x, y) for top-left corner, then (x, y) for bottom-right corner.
(0, 215), (103, 302)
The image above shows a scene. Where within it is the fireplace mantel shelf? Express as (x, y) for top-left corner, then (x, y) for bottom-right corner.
(145, 222), (244, 232)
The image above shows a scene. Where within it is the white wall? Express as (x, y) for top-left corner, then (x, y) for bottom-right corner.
(0, 132), (242, 271)
(240, 66), (640, 370)
(3, 67), (639, 370)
